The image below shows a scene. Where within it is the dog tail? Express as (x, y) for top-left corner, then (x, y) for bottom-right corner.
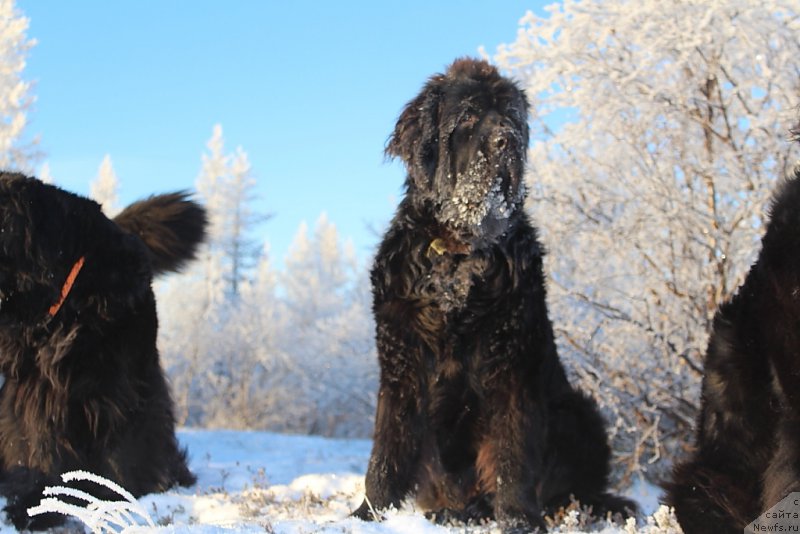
(113, 192), (208, 275)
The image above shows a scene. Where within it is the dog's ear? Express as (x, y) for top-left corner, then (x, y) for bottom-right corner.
(386, 76), (444, 188)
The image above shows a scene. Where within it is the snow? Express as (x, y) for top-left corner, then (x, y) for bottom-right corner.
(438, 151), (519, 233)
(9, 429), (679, 533)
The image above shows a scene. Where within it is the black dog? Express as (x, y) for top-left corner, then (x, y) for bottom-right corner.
(667, 173), (800, 533)
(352, 58), (635, 530)
(0, 173), (204, 530)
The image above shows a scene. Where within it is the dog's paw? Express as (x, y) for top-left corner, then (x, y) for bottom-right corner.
(425, 507), (467, 526)
(496, 508), (548, 533)
(350, 500), (384, 522)
(5, 502), (62, 531)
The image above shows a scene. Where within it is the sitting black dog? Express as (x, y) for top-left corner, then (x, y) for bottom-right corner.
(0, 173), (205, 529)
(667, 173), (800, 533)
(352, 58), (635, 530)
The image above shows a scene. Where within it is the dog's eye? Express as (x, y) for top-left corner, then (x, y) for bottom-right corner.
(460, 112), (478, 126)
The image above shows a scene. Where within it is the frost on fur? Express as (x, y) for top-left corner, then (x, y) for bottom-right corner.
(438, 150), (524, 238)
(27, 471), (156, 533)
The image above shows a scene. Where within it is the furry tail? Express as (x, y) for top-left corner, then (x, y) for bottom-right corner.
(113, 192), (207, 275)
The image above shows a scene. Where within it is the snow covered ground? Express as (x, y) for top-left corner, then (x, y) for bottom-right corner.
(6, 429), (681, 533)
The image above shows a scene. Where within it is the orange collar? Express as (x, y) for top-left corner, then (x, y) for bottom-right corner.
(48, 256), (85, 317)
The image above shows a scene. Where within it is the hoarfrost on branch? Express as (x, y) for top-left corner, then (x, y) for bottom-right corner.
(494, 0), (800, 480)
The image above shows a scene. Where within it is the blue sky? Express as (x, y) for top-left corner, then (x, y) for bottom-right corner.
(18, 1), (547, 267)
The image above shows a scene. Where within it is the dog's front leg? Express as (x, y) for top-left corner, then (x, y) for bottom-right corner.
(352, 318), (425, 521)
(352, 376), (424, 520)
(479, 383), (547, 532)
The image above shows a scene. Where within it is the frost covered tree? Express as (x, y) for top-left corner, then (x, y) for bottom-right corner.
(158, 213), (377, 435)
(158, 124), (376, 435)
(156, 250), (227, 425)
(89, 154), (120, 216)
(199, 218), (377, 436)
(278, 214), (377, 437)
(166, 126), (267, 424)
(283, 214), (357, 323)
(196, 124), (265, 297)
(0, 0), (37, 171)
(220, 244), (291, 429)
(158, 125), (260, 425)
(493, 0), (800, 480)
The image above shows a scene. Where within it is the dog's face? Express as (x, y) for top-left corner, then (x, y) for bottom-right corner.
(387, 58), (529, 243)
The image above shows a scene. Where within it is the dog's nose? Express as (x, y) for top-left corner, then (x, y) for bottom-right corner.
(491, 128), (515, 152)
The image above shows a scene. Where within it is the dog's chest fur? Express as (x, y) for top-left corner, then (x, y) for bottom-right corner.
(419, 250), (489, 314)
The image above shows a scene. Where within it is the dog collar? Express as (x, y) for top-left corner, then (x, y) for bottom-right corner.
(428, 238), (448, 256)
(426, 237), (471, 257)
(48, 256), (85, 317)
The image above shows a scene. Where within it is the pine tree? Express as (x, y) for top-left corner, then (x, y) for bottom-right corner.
(196, 124), (265, 297)
(158, 125), (378, 436)
(159, 124), (268, 426)
(282, 215), (354, 321)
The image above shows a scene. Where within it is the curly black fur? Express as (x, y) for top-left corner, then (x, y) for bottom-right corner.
(667, 173), (800, 533)
(352, 58), (635, 531)
(0, 173), (205, 530)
